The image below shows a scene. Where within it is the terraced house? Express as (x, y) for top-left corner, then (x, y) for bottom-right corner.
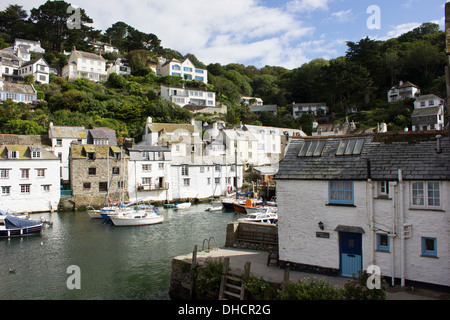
(69, 143), (129, 207)
(276, 131), (450, 290)
(0, 145), (60, 213)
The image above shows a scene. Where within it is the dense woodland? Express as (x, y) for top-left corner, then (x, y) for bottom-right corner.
(0, 1), (447, 142)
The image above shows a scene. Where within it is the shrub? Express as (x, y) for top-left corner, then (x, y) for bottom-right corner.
(278, 277), (344, 300)
(244, 276), (278, 300)
(342, 271), (387, 300)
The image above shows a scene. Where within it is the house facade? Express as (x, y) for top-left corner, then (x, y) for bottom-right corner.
(0, 145), (60, 213)
(387, 81), (421, 103)
(107, 58), (131, 76)
(276, 132), (450, 289)
(0, 50), (21, 81)
(18, 57), (50, 84)
(127, 145), (171, 202)
(0, 78), (37, 104)
(292, 102), (328, 119)
(62, 49), (107, 82)
(411, 94), (446, 131)
(157, 58), (208, 84)
(170, 156), (243, 200)
(160, 85), (216, 108)
(69, 144), (129, 207)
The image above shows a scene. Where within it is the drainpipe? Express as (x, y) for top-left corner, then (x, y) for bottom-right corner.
(398, 169), (405, 287)
(389, 181), (398, 287)
(367, 160), (375, 266)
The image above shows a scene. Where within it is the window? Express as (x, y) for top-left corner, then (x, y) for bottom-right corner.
(298, 140), (326, 157)
(20, 184), (30, 194)
(36, 169), (45, 178)
(142, 178), (152, 185)
(56, 139), (62, 146)
(42, 185), (50, 192)
(21, 169), (30, 179)
(2, 186), (11, 195)
(0, 169), (10, 179)
(158, 163), (164, 170)
(87, 152), (96, 160)
(99, 182), (108, 192)
(31, 151), (41, 158)
(336, 138), (365, 155)
(376, 234), (390, 252)
(183, 178), (190, 186)
(207, 178), (211, 185)
(83, 182), (91, 189)
(421, 237), (437, 257)
(379, 181), (389, 197)
(88, 168), (96, 175)
(181, 165), (189, 176)
(215, 178), (220, 185)
(411, 182), (440, 208)
(329, 181), (354, 205)
(112, 167), (120, 175)
(142, 164), (152, 172)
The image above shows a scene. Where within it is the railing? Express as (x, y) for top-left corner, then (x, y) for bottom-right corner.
(60, 190), (73, 197)
(137, 183), (169, 191)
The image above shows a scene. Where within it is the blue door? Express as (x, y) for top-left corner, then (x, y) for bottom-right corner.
(340, 232), (362, 277)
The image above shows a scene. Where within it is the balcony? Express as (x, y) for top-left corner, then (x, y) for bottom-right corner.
(137, 183), (169, 191)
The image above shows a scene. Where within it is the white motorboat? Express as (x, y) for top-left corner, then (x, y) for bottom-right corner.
(109, 210), (164, 226)
(245, 206), (277, 214)
(205, 203), (223, 212)
(174, 202), (191, 210)
(238, 210), (278, 224)
(87, 206), (120, 219)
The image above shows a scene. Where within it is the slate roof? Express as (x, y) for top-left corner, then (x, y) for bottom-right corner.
(0, 145), (58, 160)
(276, 131), (450, 181)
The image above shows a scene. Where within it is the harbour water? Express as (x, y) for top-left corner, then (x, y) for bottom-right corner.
(0, 203), (238, 300)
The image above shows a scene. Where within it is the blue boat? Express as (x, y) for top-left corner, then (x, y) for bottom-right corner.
(0, 216), (42, 238)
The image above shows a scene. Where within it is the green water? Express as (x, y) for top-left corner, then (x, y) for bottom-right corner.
(0, 204), (238, 300)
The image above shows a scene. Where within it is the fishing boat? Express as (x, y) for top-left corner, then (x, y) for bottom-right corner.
(0, 216), (43, 238)
(233, 198), (263, 214)
(238, 210), (278, 224)
(109, 210), (164, 226)
(0, 210), (29, 224)
(220, 198), (237, 210)
(173, 202), (191, 210)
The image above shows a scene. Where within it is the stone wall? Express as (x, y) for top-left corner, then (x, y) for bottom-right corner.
(225, 221), (278, 252)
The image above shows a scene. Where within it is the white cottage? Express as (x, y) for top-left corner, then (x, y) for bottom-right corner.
(62, 49), (107, 82)
(18, 57), (50, 84)
(276, 131), (450, 289)
(157, 58), (208, 84)
(127, 145), (172, 202)
(0, 145), (60, 213)
(411, 94), (446, 132)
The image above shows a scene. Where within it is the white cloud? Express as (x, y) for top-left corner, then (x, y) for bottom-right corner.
(286, 0), (330, 13)
(331, 9), (352, 22)
(383, 22), (422, 39)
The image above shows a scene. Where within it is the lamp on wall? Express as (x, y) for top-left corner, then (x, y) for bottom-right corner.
(318, 221), (324, 230)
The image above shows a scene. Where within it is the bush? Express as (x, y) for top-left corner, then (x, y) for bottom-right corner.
(342, 271), (387, 300)
(244, 276), (278, 300)
(279, 277), (343, 300)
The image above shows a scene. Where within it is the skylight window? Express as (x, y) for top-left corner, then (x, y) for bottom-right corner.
(336, 138), (365, 156)
(298, 140), (326, 157)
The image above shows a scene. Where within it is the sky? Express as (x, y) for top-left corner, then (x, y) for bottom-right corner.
(1, 0), (447, 70)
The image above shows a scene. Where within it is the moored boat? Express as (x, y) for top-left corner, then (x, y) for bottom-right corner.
(238, 210), (278, 224)
(0, 216), (43, 238)
(0, 210), (29, 224)
(205, 203), (223, 211)
(109, 210), (164, 226)
(174, 202), (191, 210)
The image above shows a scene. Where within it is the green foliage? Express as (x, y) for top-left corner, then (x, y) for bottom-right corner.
(342, 271), (387, 300)
(244, 276), (278, 300)
(279, 277), (344, 300)
(196, 258), (226, 297)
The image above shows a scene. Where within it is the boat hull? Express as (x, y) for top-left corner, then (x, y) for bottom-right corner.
(0, 224), (42, 238)
(110, 215), (164, 226)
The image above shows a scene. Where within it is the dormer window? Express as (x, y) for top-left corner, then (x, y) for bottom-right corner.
(8, 150), (18, 159)
(30, 146), (41, 159)
(87, 152), (96, 160)
(114, 152), (121, 161)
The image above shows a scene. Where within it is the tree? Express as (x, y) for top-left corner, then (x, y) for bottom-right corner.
(317, 58), (374, 115)
(29, 0), (94, 51)
(0, 5), (33, 42)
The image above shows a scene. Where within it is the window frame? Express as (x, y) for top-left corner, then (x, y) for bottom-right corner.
(411, 181), (441, 209)
(328, 180), (354, 205)
(376, 233), (390, 252)
(421, 237), (437, 257)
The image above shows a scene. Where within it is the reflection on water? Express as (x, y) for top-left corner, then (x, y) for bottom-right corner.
(0, 204), (238, 300)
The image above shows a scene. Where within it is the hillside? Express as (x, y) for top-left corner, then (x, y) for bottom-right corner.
(0, 1), (447, 140)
